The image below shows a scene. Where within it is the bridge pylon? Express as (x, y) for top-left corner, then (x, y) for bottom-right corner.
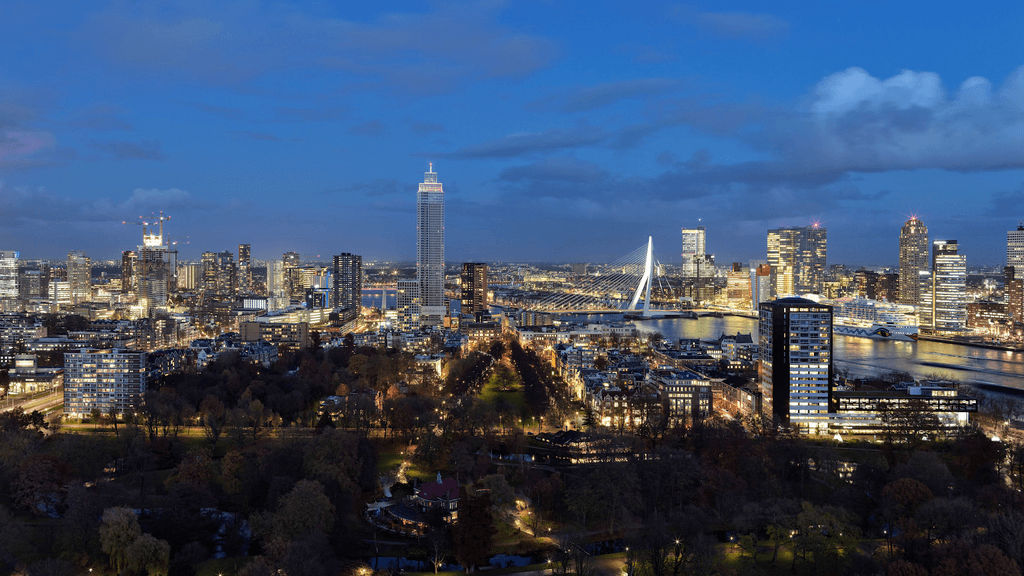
(626, 236), (655, 317)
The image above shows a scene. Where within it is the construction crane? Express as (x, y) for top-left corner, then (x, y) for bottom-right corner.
(122, 212), (173, 315)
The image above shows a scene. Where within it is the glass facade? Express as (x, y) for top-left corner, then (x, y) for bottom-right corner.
(417, 164), (445, 326)
(898, 217), (928, 305)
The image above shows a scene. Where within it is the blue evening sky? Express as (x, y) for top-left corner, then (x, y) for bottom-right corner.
(1, 1), (1022, 266)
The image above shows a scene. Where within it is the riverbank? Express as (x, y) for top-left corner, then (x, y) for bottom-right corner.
(917, 334), (1024, 353)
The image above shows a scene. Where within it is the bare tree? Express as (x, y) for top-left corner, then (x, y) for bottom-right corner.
(426, 525), (450, 574)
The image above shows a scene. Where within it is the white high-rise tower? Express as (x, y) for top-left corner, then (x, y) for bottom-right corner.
(417, 163), (445, 327)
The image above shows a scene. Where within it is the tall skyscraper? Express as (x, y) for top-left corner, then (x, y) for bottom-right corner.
(238, 244), (252, 294)
(460, 263), (488, 316)
(417, 163), (445, 327)
(766, 225), (827, 297)
(67, 251), (92, 304)
(0, 251), (18, 299)
(177, 263), (198, 291)
(201, 251), (236, 295)
(332, 253), (362, 313)
(268, 260), (287, 309)
(750, 263), (772, 310)
(758, 296), (833, 433)
(1008, 222), (1024, 277)
(898, 217), (929, 305)
(680, 227), (706, 278)
(929, 240), (967, 333)
(121, 251), (137, 294)
(136, 221), (170, 310)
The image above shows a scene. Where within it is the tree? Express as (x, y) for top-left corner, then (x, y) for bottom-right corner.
(881, 478), (933, 558)
(477, 474), (518, 524)
(220, 450), (244, 495)
(915, 497), (979, 547)
(991, 512), (1024, 569)
(124, 533), (171, 576)
(100, 507), (142, 573)
(792, 502), (860, 574)
(166, 448), (213, 491)
(107, 404), (120, 435)
(453, 493), (495, 572)
(932, 541), (1021, 576)
(12, 454), (68, 515)
(427, 525), (451, 574)
(199, 395), (226, 449)
(251, 479), (335, 558)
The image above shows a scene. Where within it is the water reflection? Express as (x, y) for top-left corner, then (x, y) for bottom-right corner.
(629, 316), (1024, 391)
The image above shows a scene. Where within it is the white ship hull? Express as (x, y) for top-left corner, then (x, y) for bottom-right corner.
(834, 322), (918, 342)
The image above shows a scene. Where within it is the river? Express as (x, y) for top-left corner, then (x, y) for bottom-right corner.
(593, 314), (1024, 391)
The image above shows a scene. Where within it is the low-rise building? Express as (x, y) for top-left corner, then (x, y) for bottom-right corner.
(652, 368), (713, 426)
(830, 382), (978, 435)
(7, 354), (63, 395)
(239, 321), (310, 352)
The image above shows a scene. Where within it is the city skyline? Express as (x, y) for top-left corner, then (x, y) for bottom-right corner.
(0, 3), (1022, 264)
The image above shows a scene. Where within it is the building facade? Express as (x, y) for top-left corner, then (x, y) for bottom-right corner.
(1009, 223), (1024, 272)
(121, 251), (137, 295)
(201, 251), (237, 296)
(63, 348), (148, 418)
(417, 164), (445, 327)
(67, 251), (92, 304)
(396, 279), (420, 331)
(332, 253), (362, 313)
(238, 244), (252, 294)
(680, 226), (706, 278)
(726, 263), (751, 309)
(758, 296), (833, 433)
(929, 240), (967, 333)
(0, 251), (18, 300)
(899, 217), (929, 306)
(1006, 266), (1023, 324)
(460, 263), (488, 316)
(767, 226), (827, 297)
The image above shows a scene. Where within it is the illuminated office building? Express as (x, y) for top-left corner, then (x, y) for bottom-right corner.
(0, 251), (18, 299)
(767, 225), (827, 296)
(121, 251), (137, 295)
(67, 251), (92, 304)
(417, 164), (445, 327)
(1009, 223), (1024, 278)
(238, 244), (252, 294)
(397, 279), (420, 331)
(332, 253), (362, 313)
(929, 240), (967, 333)
(460, 263), (488, 317)
(899, 217), (929, 305)
(680, 227), (706, 278)
(201, 251), (236, 296)
(758, 296), (833, 433)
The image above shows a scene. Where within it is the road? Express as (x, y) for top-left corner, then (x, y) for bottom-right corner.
(0, 387), (63, 415)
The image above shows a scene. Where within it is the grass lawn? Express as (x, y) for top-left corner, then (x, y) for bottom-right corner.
(479, 374), (528, 417)
(377, 449), (431, 481)
(196, 556), (253, 576)
(720, 540), (871, 576)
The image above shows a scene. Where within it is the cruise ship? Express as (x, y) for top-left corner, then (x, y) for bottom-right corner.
(828, 297), (919, 341)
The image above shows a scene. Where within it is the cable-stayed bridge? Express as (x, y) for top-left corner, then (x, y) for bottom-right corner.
(512, 237), (684, 317)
